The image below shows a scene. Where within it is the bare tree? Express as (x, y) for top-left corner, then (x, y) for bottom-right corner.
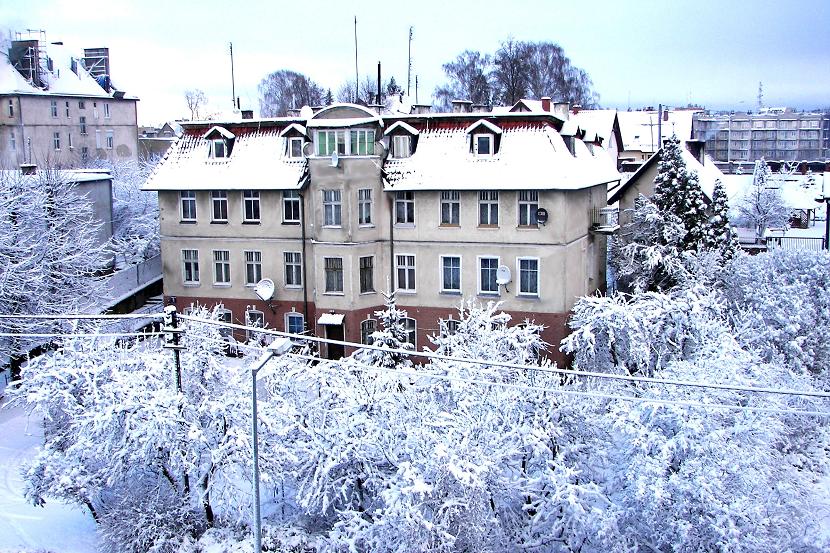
(184, 89), (207, 120)
(492, 38), (532, 106)
(738, 159), (791, 240)
(526, 42), (599, 107)
(258, 70), (324, 117)
(433, 50), (493, 111)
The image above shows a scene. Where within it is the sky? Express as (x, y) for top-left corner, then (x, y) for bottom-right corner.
(2, 0), (829, 125)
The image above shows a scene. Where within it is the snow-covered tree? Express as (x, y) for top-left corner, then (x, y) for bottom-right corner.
(704, 178), (740, 260)
(353, 290), (414, 371)
(738, 159), (790, 240)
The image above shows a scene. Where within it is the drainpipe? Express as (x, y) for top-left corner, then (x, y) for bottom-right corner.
(299, 190), (311, 334)
(388, 193), (395, 291)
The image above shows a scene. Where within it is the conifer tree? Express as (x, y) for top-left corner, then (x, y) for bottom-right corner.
(354, 290), (413, 370)
(704, 179), (740, 260)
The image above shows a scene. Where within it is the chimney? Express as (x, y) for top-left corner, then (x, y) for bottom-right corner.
(471, 104), (489, 113)
(20, 163), (37, 175)
(572, 104), (582, 115)
(451, 100), (473, 113)
(541, 96), (551, 112)
(553, 101), (570, 120)
(663, 109), (669, 121)
(686, 139), (705, 165)
(411, 104), (432, 114)
(241, 109), (253, 120)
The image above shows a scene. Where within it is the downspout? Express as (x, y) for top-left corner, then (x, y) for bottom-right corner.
(299, 189), (311, 334)
(388, 192), (395, 291)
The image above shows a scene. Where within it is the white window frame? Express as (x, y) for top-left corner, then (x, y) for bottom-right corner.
(104, 102), (111, 119)
(288, 137), (304, 158)
(403, 317), (417, 348)
(478, 256), (500, 295)
(396, 254), (416, 293)
(78, 100), (85, 110)
(79, 116), (87, 135)
(440, 191), (460, 226)
(479, 191), (499, 226)
(244, 250), (262, 286)
(473, 133), (493, 156)
(323, 257), (344, 294)
(442, 318), (460, 336)
(182, 249), (200, 285)
(211, 190), (228, 222)
(95, 129), (102, 149)
(213, 250), (231, 286)
(50, 100), (58, 118)
(360, 319), (376, 344)
(216, 307), (233, 337)
(440, 255), (462, 294)
(105, 130), (114, 150)
(358, 188), (373, 226)
(315, 129), (374, 156)
(246, 310), (265, 341)
(210, 139), (227, 159)
(53, 132), (60, 151)
(7, 99), (13, 117)
(517, 257), (540, 297)
(518, 190), (539, 227)
(65, 101), (70, 118)
(284, 251), (302, 288)
(68, 133), (73, 150)
(242, 190), (261, 222)
(395, 191), (414, 225)
(283, 190), (300, 223)
(392, 134), (412, 158)
(359, 255), (375, 294)
(286, 312), (305, 334)
(180, 191), (197, 222)
(322, 189), (342, 227)
(350, 129), (375, 155)
(93, 102), (98, 119)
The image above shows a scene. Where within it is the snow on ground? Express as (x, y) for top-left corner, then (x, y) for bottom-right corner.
(0, 398), (98, 553)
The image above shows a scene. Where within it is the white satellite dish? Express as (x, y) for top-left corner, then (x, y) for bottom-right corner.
(496, 265), (512, 285)
(299, 105), (313, 119)
(330, 151), (339, 167)
(254, 278), (275, 302)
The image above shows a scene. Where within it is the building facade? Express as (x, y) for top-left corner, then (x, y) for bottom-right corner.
(145, 104), (619, 364)
(0, 34), (139, 169)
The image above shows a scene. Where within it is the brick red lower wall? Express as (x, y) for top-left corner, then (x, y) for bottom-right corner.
(166, 296), (573, 367)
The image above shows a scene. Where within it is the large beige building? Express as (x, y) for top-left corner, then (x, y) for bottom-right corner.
(145, 103), (619, 363)
(0, 35), (138, 169)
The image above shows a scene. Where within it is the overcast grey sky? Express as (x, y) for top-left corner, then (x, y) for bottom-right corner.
(3, 0), (829, 124)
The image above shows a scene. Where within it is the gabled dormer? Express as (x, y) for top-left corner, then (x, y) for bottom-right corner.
(203, 126), (235, 159)
(384, 121), (419, 159)
(280, 123), (308, 159)
(465, 119), (502, 156)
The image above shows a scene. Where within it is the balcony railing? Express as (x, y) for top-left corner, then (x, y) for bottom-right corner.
(590, 207), (619, 234)
(766, 236), (826, 252)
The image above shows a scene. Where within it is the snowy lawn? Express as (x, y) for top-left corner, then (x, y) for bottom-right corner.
(0, 397), (98, 553)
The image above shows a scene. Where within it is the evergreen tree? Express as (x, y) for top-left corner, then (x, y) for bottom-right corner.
(386, 76), (403, 97)
(704, 179), (740, 260)
(354, 290), (413, 370)
(652, 135), (708, 251)
(324, 88), (334, 105)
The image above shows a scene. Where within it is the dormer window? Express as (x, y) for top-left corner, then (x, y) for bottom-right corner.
(465, 119), (502, 156)
(392, 135), (411, 158)
(280, 124), (309, 159)
(384, 121), (419, 158)
(474, 134), (492, 156)
(202, 126), (235, 159)
(289, 137), (304, 158)
(211, 139), (227, 158)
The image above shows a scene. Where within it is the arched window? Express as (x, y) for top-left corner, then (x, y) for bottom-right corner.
(360, 319), (376, 344)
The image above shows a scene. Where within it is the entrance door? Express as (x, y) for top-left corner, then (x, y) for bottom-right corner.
(326, 324), (345, 360)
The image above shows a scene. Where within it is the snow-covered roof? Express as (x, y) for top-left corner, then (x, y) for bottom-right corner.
(617, 109), (700, 153)
(143, 128), (306, 191)
(465, 119), (502, 135)
(384, 120), (620, 191)
(279, 123), (307, 137)
(721, 172), (827, 211)
(202, 126), (235, 140)
(0, 168), (112, 183)
(569, 109), (618, 143)
(384, 121), (419, 136)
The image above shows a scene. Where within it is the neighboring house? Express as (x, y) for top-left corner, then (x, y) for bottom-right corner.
(617, 108), (701, 168)
(693, 108), (829, 169)
(144, 103), (620, 363)
(609, 140), (724, 227)
(0, 31), (139, 169)
(569, 108), (623, 168)
(139, 121), (183, 161)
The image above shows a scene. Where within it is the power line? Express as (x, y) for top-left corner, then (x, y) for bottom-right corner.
(0, 313), (163, 320)
(0, 332), (164, 338)
(178, 315), (830, 400)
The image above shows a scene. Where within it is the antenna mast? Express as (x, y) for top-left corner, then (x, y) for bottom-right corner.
(229, 42), (236, 108)
(354, 16), (359, 103)
(407, 26), (413, 96)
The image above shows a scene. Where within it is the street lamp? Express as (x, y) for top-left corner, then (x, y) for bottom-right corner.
(250, 337), (292, 553)
(815, 193), (830, 250)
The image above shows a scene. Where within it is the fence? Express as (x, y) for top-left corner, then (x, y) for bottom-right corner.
(103, 254), (162, 308)
(766, 236), (826, 252)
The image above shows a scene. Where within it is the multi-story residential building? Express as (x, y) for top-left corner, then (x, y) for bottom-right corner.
(693, 108), (829, 168)
(144, 103), (619, 363)
(0, 32), (138, 169)
(617, 108), (700, 168)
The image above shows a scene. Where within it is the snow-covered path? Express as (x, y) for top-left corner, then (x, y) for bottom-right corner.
(0, 399), (98, 553)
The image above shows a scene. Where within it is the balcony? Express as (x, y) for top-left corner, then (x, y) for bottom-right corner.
(591, 207), (619, 234)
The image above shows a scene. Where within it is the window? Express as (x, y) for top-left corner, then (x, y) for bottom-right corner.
(350, 129), (375, 155)
(81, 146), (89, 159)
(518, 258), (539, 296)
(79, 116), (87, 135)
(283, 190), (300, 223)
(93, 102), (98, 118)
(210, 139), (226, 158)
(518, 190), (539, 226)
(246, 310), (265, 341)
(78, 100), (85, 109)
(396, 254), (416, 292)
(50, 100), (58, 118)
(53, 132), (60, 150)
(392, 135), (411, 158)
(68, 133), (73, 150)
(180, 191), (197, 221)
(284, 252), (302, 287)
(479, 257), (499, 294)
(216, 308), (233, 338)
(211, 191), (228, 222)
(359, 256), (374, 293)
(474, 133), (492, 155)
(360, 319), (376, 344)
(441, 256), (461, 293)
(106, 130), (114, 150)
(358, 188), (372, 225)
(243, 190), (260, 222)
(65, 101), (70, 118)
(7, 99), (13, 117)
(182, 250), (200, 284)
(479, 191), (499, 226)
(316, 130), (344, 156)
(9, 131), (15, 151)
(213, 250), (231, 285)
(443, 318), (460, 336)
(104, 102), (111, 118)
(322, 190), (342, 226)
(245, 251), (262, 285)
(440, 191), (460, 226)
(324, 257), (344, 293)
(288, 137), (304, 158)
(286, 313), (304, 334)
(395, 191), (414, 225)
(403, 317), (416, 347)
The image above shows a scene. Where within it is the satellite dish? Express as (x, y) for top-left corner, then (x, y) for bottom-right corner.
(330, 151), (339, 167)
(254, 278), (275, 302)
(302, 141), (313, 156)
(536, 208), (548, 225)
(299, 105), (313, 119)
(496, 265), (512, 285)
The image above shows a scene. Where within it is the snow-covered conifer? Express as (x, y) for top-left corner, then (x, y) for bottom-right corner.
(704, 178), (740, 260)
